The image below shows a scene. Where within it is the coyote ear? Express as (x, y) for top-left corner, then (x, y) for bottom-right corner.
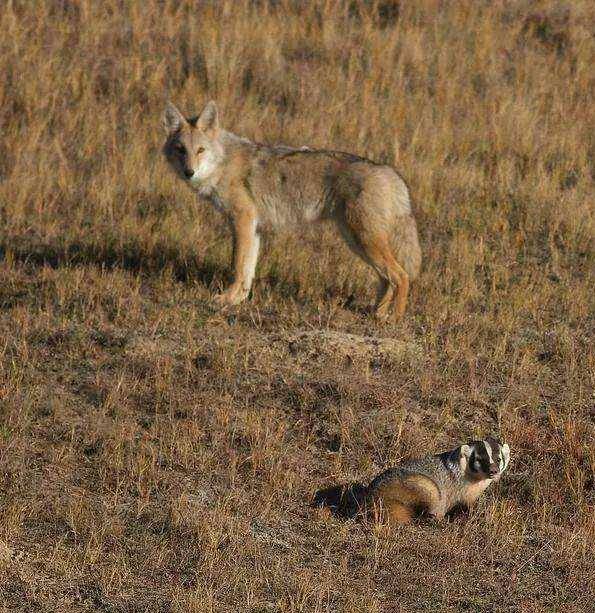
(163, 101), (185, 134)
(197, 100), (218, 132)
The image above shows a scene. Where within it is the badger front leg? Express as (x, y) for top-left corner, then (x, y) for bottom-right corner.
(213, 203), (260, 308)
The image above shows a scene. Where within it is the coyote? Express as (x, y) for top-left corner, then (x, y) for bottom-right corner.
(162, 101), (421, 321)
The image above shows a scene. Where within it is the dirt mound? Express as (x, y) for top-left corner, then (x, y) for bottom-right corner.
(283, 329), (424, 368)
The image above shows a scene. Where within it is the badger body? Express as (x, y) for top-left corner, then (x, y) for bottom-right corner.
(367, 438), (510, 524)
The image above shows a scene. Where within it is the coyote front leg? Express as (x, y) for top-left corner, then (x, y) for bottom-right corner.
(213, 208), (260, 308)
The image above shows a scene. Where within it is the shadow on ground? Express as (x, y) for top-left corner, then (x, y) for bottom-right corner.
(312, 482), (368, 519)
(0, 238), (225, 287)
(1, 238), (364, 311)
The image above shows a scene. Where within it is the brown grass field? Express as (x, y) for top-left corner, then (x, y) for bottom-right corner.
(0, 0), (594, 611)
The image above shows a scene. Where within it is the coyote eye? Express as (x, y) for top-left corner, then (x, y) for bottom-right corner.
(196, 147), (205, 155)
(174, 143), (186, 155)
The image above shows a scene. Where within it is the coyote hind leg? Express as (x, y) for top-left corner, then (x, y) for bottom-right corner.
(337, 221), (389, 318)
(338, 217), (409, 322)
(367, 240), (409, 322)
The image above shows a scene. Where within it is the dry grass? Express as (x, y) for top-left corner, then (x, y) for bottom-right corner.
(0, 0), (594, 611)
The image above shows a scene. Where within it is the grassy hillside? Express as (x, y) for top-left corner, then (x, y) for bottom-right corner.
(0, 1), (593, 611)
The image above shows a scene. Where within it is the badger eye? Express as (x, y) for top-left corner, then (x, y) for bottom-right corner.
(196, 146), (205, 155)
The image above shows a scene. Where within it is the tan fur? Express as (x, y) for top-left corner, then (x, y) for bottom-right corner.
(162, 101), (421, 321)
(375, 500), (414, 524)
(370, 475), (442, 524)
(459, 478), (495, 507)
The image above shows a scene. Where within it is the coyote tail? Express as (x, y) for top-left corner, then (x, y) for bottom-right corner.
(393, 213), (422, 280)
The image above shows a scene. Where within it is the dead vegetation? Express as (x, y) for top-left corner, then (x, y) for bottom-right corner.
(0, 0), (594, 611)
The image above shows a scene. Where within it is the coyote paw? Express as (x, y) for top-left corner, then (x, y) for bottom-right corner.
(374, 307), (391, 323)
(375, 306), (404, 324)
(212, 287), (246, 309)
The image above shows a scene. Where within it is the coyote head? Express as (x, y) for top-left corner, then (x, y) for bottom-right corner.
(162, 100), (224, 192)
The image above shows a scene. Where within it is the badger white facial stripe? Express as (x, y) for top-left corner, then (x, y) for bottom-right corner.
(484, 440), (494, 464)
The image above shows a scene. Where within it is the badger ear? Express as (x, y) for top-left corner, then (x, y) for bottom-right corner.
(197, 100), (218, 132)
(163, 101), (185, 134)
(501, 443), (511, 470)
(459, 444), (472, 470)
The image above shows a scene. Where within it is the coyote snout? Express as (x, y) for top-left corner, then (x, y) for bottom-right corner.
(162, 100), (421, 321)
